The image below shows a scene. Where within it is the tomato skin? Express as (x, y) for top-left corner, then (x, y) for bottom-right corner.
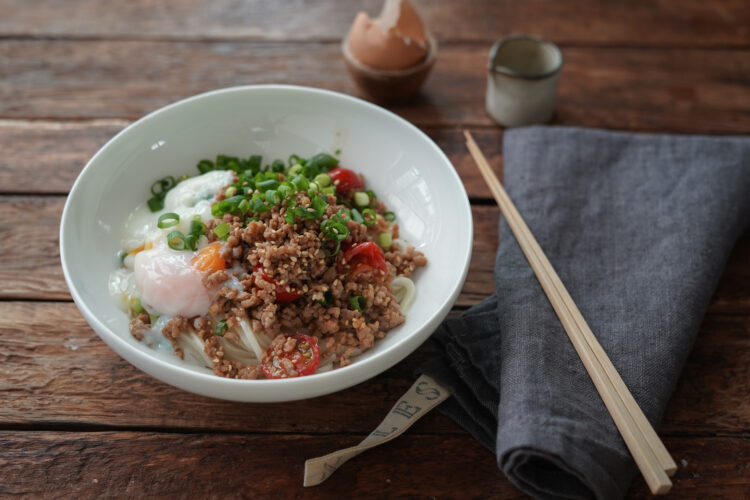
(261, 333), (321, 379)
(253, 264), (302, 303)
(339, 242), (387, 276)
(328, 167), (364, 192)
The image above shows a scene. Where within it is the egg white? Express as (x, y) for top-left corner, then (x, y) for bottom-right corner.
(109, 169), (234, 323)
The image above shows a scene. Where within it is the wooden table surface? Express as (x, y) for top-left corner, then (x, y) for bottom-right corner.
(1, 1), (749, 498)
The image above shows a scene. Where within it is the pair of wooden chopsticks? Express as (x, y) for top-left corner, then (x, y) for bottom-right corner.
(464, 131), (676, 495)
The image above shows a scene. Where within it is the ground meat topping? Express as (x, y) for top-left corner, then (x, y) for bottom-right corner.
(126, 167), (427, 379)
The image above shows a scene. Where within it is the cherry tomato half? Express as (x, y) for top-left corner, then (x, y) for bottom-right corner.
(253, 264), (302, 303)
(328, 167), (364, 192)
(339, 241), (387, 276)
(261, 333), (321, 379)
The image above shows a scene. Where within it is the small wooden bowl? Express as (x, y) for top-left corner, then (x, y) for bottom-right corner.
(342, 35), (438, 103)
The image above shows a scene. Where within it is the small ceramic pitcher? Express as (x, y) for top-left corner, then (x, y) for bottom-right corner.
(485, 36), (563, 127)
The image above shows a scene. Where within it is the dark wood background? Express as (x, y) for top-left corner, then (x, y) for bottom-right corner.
(1, 1), (748, 498)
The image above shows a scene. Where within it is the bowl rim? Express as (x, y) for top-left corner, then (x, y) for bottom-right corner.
(60, 84), (473, 400)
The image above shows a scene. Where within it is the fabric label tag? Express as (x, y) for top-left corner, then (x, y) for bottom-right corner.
(303, 374), (450, 486)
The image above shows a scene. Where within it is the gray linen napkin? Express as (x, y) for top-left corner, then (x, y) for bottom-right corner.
(421, 126), (750, 500)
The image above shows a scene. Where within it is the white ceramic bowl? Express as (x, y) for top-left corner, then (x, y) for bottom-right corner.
(60, 85), (472, 402)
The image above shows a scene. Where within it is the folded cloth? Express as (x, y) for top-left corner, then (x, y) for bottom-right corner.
(421, 126), (750, 500)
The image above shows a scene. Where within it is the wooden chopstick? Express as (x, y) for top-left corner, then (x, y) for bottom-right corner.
(464, 131), (675, 495)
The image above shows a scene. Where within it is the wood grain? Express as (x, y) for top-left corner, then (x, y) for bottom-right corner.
(1, 41), (749, 133)
(0, 196), (66, 299)
(1, 301), (748, 436)
(1, 0), (748, 47)
(0, 119), (128, 194)
(0, 431), (747, 499)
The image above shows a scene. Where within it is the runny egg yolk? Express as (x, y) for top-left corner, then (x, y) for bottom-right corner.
(191, 242), (226, 273)
(134, 242), (225, 318)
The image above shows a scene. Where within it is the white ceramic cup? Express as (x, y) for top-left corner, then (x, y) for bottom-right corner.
(485, 36), (563, 127)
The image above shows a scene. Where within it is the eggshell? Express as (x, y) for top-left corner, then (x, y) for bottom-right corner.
(347, 0), (428, 70)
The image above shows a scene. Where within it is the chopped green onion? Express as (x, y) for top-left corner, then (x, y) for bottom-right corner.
(310, 195), (327, 217)
(237, 198), (250, 215)
(335, 208), (351, 222)
(184, 233), (198, 251)
(147, 196), (164, 212)
(251, 193), (270, 213)
(147, 176), (178, 213)
(197, 160), (214, 174)
(248, 155), (263, 171)
(224, 186), (237, 198)
(167, 230), (187, 250)
(215, 319), (227, 337)
(265, 189), (281, 205)
(149, 313), (159, 324)
(118, 250), (128, 264)
(383, 211), (396, 222)
(361, 208), (377, 227)
(211, 202), (222, 217)
(131, 297), (144, 315)
(350, 208), (365, 224)
(226, 159), (240, 172)
(320, 210), (350, 256)
(289, 154), (304, 167)
(213, 221), (231, 240)
(354, 192), (370, 207)
(366, 190), (377, 201)
(284, 210), (296, 224)
(289, 164), (304, 176)
(277, 183), (293, 198)
(157, 212), (180, 229)
(307, 153), (339, 172)
(379, 232), (393, 249)
(335, 148), (341, 155)
(257, 179), (279, 190)
(316, 290), (333, 306)
(291, 175), (309, 191)
(271, 159), (285, 172)
(293, 205), (318, 220)
(308, 181), (319, 193)
(150, 176), (176, 196)
(314, 173), (332, 187)
(321, 186), (336, 196)
(190, 218), (205, 236)
(350, 295), (366, 312)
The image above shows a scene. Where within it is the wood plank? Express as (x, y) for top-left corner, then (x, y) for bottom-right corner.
(0, 121), (501, 197)
(1, 301), (748, 436)
(0, 431), (747, 498)
(1, 41), (749, 133)
(0, 0), (748, 47)
(0, 196), (67, 299)
(0, 119), (128, 194)
(0, 432), (503, 498)
(660, 315), (750, 434)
